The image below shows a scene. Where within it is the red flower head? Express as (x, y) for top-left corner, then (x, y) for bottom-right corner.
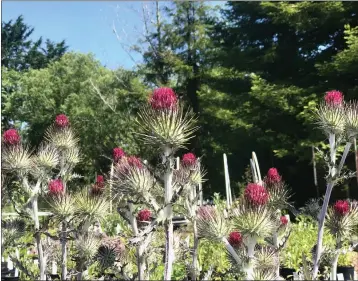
(334, 200), (350, 216)
(48, 179), (64, 196)
(96, 175), (105, 188)
(149, 87), (178, 110)
(228, 231), (242, 248)
(137, 209), (151, 222)
(266, 168), (281, 184)
(324, 90), (343, 107)
(55, 114), (69, 128)
(197, 205), (216, 220)
(280, 215), (289, 226)
(3, 129), (21, 145)
(181, 153), (197, 168)
(244, 183), (269, 206)
(127, 156), (143, 169)
(113, 147), (125, 162)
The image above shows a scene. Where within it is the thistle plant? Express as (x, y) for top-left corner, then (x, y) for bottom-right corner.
(312, 90), (358, 278)
(197, 162), (291, 280)
(325, 200), (358, 279)
(111, 87), (198, 280)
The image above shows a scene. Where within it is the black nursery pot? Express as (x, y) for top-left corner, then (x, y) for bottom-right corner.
(2, 277), (19, 281)
(49, 274), (60, 280)
(337, 266), (355, 280)
(1, 261), (8, 269)
(279, 267), (295, 280)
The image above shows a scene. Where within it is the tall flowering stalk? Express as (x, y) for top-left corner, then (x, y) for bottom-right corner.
(136, 87), (197, 280)
(312, 90), (358, 278)
(175, 153), (205, 280)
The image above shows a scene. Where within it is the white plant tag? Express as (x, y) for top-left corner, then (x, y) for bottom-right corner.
(292, 272), (300, 280)
(52, 260), (57, 274)
(337, 273), (344, 280)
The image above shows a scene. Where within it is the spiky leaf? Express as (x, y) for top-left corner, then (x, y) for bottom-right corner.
(45, 125), (79, 150)
(136, 104), (198, 149)
(2, 146), (33, 175)
(197, 207), (231, 241)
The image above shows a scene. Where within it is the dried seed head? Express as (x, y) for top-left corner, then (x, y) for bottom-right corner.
(3, 129), (20, 145)
(55, 114), (70, 128)
(244, 183), (269, 206)
(149, 87), (178, 111)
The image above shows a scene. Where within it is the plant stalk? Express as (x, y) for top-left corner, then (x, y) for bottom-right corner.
(61, 221), (67, 280)
(313, 137), (352, 278)
(32, 195), (46, 281)
(163, 146), (174, 281)
(191, 220), (199, 281)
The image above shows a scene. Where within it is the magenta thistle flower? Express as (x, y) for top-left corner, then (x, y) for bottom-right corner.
(48, 179), (64, 196)
(324, 90), (343, 107)
(149, 87), (178, 110)
(228, 231), (242, 248)
(266, 168), (281, 184)
(113, 147), (125, 162)
(127, 156), (143, 169)
(3, 129), (21, 145)
(244, 183), (269, 206)
(96, 175), (105, 188)
(55, 114), (69, 128)
(280, 215), (288, 225)
(181, 153), (197, 168)
(334, 200), (350, 216)
(137, 209), (151, 222)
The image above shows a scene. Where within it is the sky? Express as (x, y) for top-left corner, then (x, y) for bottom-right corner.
(2, 1), (225, 70)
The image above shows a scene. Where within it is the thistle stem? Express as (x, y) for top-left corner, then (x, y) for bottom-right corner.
(163, 146), (174, 281)
(221, 237), (241, 264)
(61, 221), (67, 280)
(191, 220), (199, 281)
(313, 138), (352, 279)
(330, 236), (341, 281)
(32, 195), (46, 281)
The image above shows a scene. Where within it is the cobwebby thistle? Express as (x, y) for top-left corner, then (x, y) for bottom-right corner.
(228, 231), (243, 248)
(137, 87), (197, 149)
(3, 129), (21, 145)
(265, 168), (281, 184)
(113, 147), (125, 163)
(181, 153), (197, 168)
(197, 205), (216, 220)
(48, 179), (64, 196)
(55, 114), (70, 128)
(91, 175), (105, 195)
(149, 87), (178, 111)
(324, 90), (344, 108)
(137, 209), (151, 222)
(244, 183), (269, 206)
(316, 90), (346, 136)
(345, 101), (358, 139)
(333, 200), (350, 216)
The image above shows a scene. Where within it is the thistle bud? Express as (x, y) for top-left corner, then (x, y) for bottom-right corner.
(266, 168), (281, 184)
(149, 87), (177, 111)
(244, 183), (269, 206)
(48, 179), (64, 196)
(280, 215), (288, 225)
(228, 231), (242, 248)
(113, 147), (125, 162)
(137, 209), (151, 222)
(325, 90), (343, 107)
(181, 153), (197, 168)
(96, 175), (105, 188)
(333, 200), (350, 216)
(3, 129), (20, 145)
(55, 114), (69, 128)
